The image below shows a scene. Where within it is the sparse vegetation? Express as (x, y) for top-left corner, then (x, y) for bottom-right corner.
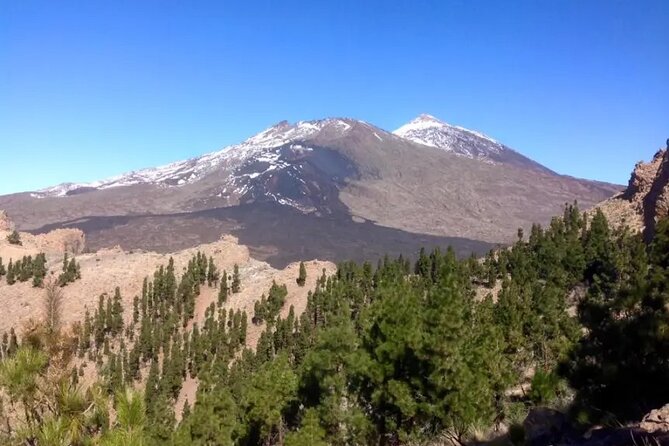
(0, 278), (148, 444)
(6, 230), (21, 245)
(1, 253), (47, 287)
(296, 261), (306, 286)
(57, 252), (81, 286)
(0, 204), (667, 445)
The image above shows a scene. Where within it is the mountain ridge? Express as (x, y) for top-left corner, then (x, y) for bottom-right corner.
(31, 117), (388, 198)
(0, 114), (621, 266)
(30, 114), (603, 198)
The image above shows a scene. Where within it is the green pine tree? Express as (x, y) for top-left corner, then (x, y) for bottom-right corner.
(231, 264), (241, 294)
(218, 270), (228, 305)
(297, 261), (307, 287)
(6, 230), (21, 245)
(6, 260), (15, 285)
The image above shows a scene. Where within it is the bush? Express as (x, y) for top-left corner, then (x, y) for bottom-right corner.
(6, 230), (21, 246)
(529, 369), (560, 405)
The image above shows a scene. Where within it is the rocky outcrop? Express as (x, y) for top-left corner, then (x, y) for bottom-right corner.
(641, 149), (669, 240)
(523, 408), (578, 446)
(639, 404), (669, 434)
(597, 146), (669, 239)
(0, 210), (14, 232)
(33, 228), (86, 254)
(0, 208), (85, 255)
(624, 150), (666, 200)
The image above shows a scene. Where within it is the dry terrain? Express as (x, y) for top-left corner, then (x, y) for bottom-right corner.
(0, 220), (334, 340)
(0, 214), (335, 416)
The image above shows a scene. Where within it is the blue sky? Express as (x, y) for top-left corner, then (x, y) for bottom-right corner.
(1, 0), (668, 194)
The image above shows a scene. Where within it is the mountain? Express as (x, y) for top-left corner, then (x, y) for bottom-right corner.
(32, 119), (357, 200)
(0, 115), (621, 267)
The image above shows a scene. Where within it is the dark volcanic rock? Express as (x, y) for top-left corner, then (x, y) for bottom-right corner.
(28, 202), (494, 269)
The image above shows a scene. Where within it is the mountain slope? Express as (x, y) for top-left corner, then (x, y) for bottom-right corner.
(32, 119), (360, 198)
(0, 115), (621, 265)
(393, 114), (554, 172)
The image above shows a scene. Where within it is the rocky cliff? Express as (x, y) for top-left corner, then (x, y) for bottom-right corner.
(598, 146), (669, 239)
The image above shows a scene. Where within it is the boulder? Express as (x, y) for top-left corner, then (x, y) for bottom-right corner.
(523, 407), (577, 446)
(639, 404), (669, 434)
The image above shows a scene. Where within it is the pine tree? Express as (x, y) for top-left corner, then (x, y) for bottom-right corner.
(133, 295), (140, 324)
(111, 287), (124, 335)
(105, 296), (113, 333)
(240, 311), (248, 345)
(297, 261), (307, 287)
(58, 254), (81, 286)
(31, 253), (47, 287)
(18, 256), (32, 282)
(148, 394), (175, 442)
(181, 399), (191, 421)
(94, 295), (106, 348)
(173, 387), (239, 444)
(285, 409), (328, 446)
(231, 264), (241, 294)
(218, 270), (228, 305)
(207, 256), (219, 287)
(145, 360), (160, 414)
(6, 230), (21, 245)
(6, 260), (15, 285)
(241, 354), (298, 445)
(563, 217), (669, 422)
(80, 309), (92, 354)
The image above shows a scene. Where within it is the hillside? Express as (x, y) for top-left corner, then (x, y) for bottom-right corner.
(0, 116), (620, 267)
(3, 199), (669, 445)
(0, 217), (334, 337)
(0, 150), (667, 446)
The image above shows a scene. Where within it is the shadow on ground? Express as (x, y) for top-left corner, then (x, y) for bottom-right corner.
(30, 203), (495, 269)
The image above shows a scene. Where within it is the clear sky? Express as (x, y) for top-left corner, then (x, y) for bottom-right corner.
(1, 0), (668, 194)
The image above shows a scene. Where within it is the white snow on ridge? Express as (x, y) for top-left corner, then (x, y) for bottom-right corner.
(393, 114), (507, 161)
(394, 114), (499, 145)
(32, 114), (513, 199)
(33, 118), (354, 198)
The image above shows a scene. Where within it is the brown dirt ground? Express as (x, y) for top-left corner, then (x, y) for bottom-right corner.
(0, 228), (334, 342)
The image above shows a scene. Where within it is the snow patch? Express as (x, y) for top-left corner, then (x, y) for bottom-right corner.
(34, 118), (359, 198)
(393, 114), (507, 162)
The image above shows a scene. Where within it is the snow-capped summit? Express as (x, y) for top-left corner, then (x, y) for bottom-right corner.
(394, 113), (448, 133)
(32, 114), (555, 202)
(393, 114), (509, 161)
(33, 118), (359, 198)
